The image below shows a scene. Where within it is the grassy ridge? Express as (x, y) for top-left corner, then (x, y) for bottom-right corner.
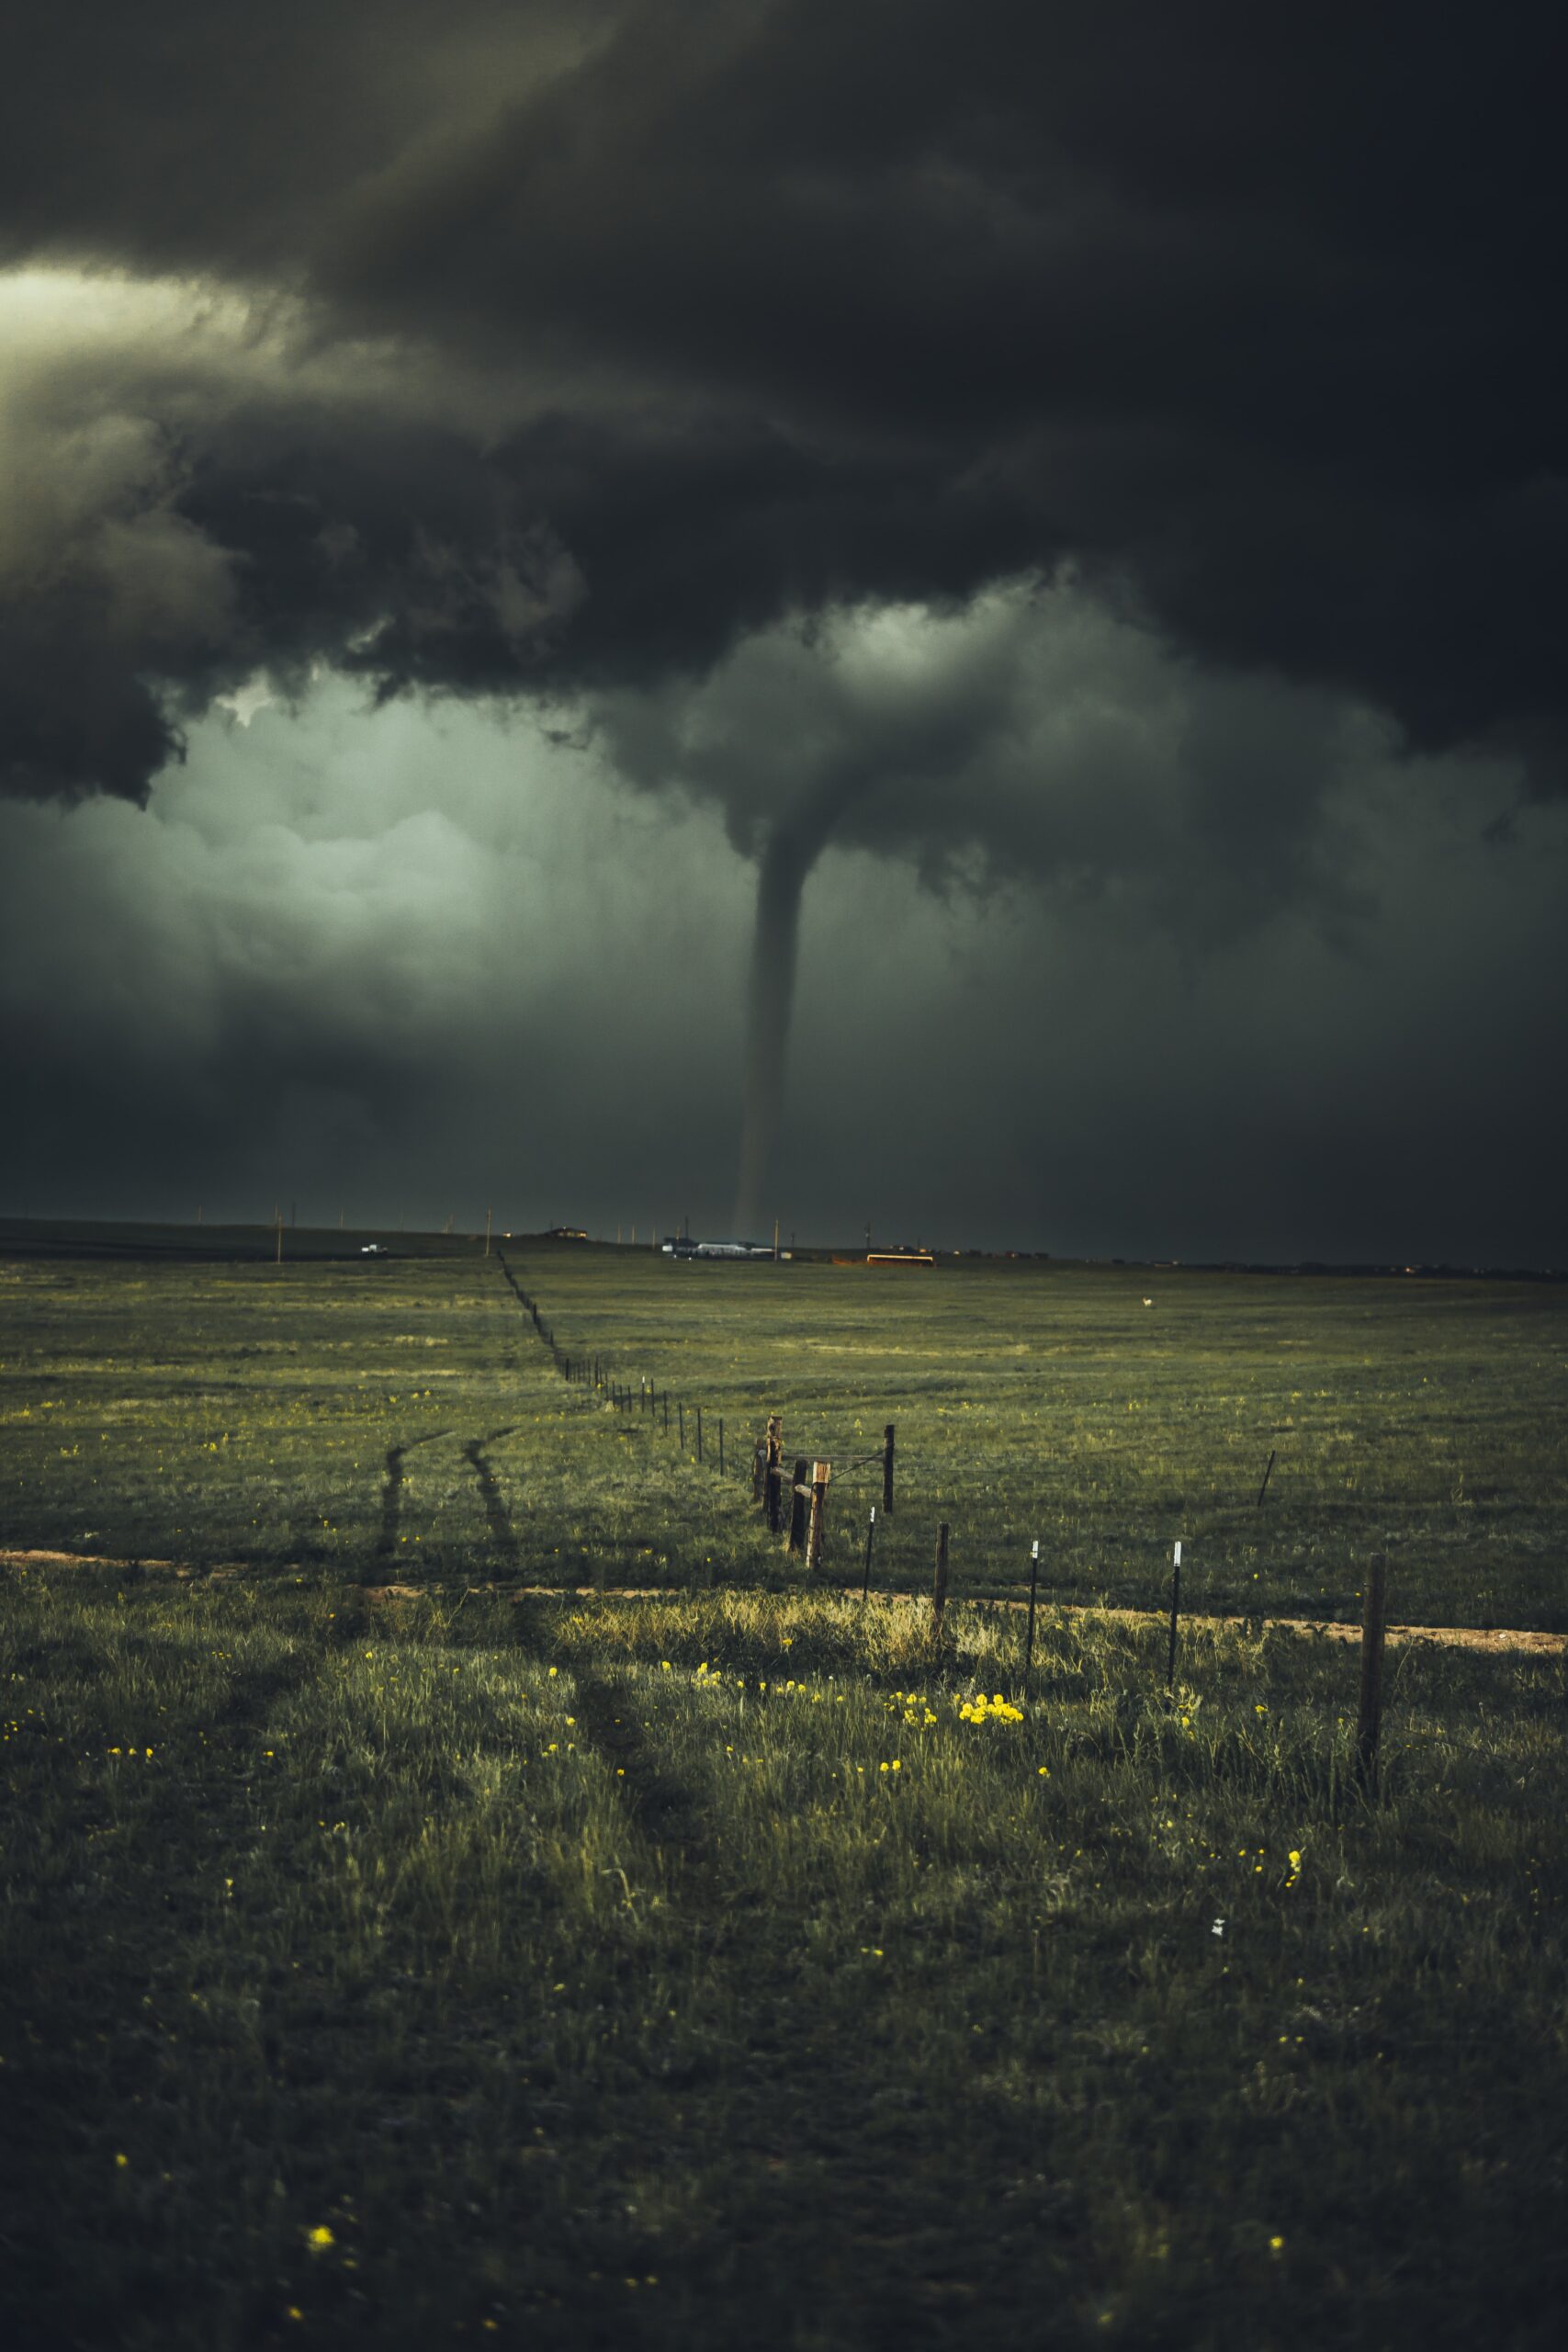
(3, 1568), (1564, 2348)
(6, 1241), (1563, 1627)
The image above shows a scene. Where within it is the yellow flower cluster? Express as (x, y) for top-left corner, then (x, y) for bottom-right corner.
(886, 1690), (939, 1726)
(957, 1693), (1024, 1724)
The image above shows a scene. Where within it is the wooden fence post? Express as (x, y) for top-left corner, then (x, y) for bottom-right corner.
(1024, 1537), (1040, 1696)
(765, 1415), (783, 1532)
(787, 1456), (810, 1554)
(862, 1505), (876, 1600)
(1167, 1541), (1182, 1690)
(1356, 1554), (1389, 1791)
(807, 1461), (831, 1573)
(883, 1424), (896, 1515)
(931, 1523), (951, 1643)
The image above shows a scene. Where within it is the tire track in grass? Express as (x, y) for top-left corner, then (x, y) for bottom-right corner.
(502, 1589), (710, 1871)
(373, 1429), (451, 1563)
(462, 1428), (521, 1567)
(536, 1645), (1063, 2328)
(563, 1667), (713, 1875)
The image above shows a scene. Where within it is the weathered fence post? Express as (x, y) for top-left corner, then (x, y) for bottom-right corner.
(1024, 1537), (1040, 1696)
(1356, 1553), (1389, 1791)
(787, 1455), (810, 1554)
(931, 1522), (951, 1643)
(883, 1424), (896, 1515)
(765, 1414), (783, 1532)
(1167, 1540), (1182, 1690)
(807, 1461), (831, 1574)
(862, 1504), (876, 1600)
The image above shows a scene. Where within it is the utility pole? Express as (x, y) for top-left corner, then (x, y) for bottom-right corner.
(484, 1207), (492, 1256)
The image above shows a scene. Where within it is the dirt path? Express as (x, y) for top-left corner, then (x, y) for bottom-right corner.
(5, 1547), (1562, 1655)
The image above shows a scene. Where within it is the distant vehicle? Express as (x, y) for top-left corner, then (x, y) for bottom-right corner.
(360, 1243), (384, 1256)
(865, 1250), (934, 1268)
(662, 1237), (773, 1260)
(548, 1227), (589, 1241)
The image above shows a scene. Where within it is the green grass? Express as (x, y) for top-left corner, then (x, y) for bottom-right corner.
(0, 1248), (755, 1592)
(3, 1569), (1564, 2348)
(3, 1236), (1565, 2344)
(4, 1238), (1566, 1627)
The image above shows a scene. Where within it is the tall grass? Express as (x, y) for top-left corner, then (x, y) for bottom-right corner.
(4, 1567), (1563, 2347)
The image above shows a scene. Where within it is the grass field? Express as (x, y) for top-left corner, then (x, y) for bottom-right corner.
(3, 1231), (1566, 2346)
(4, 1232), (1566, 1628)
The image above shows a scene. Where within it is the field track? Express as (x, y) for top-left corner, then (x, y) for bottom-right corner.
(5, 1544), (1562, 1653)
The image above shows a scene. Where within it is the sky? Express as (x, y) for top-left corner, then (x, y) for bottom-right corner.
(3, 1), (1565, 1262)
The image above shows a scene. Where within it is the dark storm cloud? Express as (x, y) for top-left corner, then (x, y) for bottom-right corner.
(6, 0), (1568, 1265)
(5, 0), (1568, 807)
(3, 698), (1562, 1262)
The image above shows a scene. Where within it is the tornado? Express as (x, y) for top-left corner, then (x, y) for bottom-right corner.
(732, 783), (852, 1238)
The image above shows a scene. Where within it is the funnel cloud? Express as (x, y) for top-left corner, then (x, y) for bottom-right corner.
(733, 778), (866, 1237)
(2, 4), (1566, 1260)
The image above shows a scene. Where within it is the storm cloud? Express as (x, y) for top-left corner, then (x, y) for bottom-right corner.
(2, 3), (1565, 1256)
(6, 1), (1568, 796)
